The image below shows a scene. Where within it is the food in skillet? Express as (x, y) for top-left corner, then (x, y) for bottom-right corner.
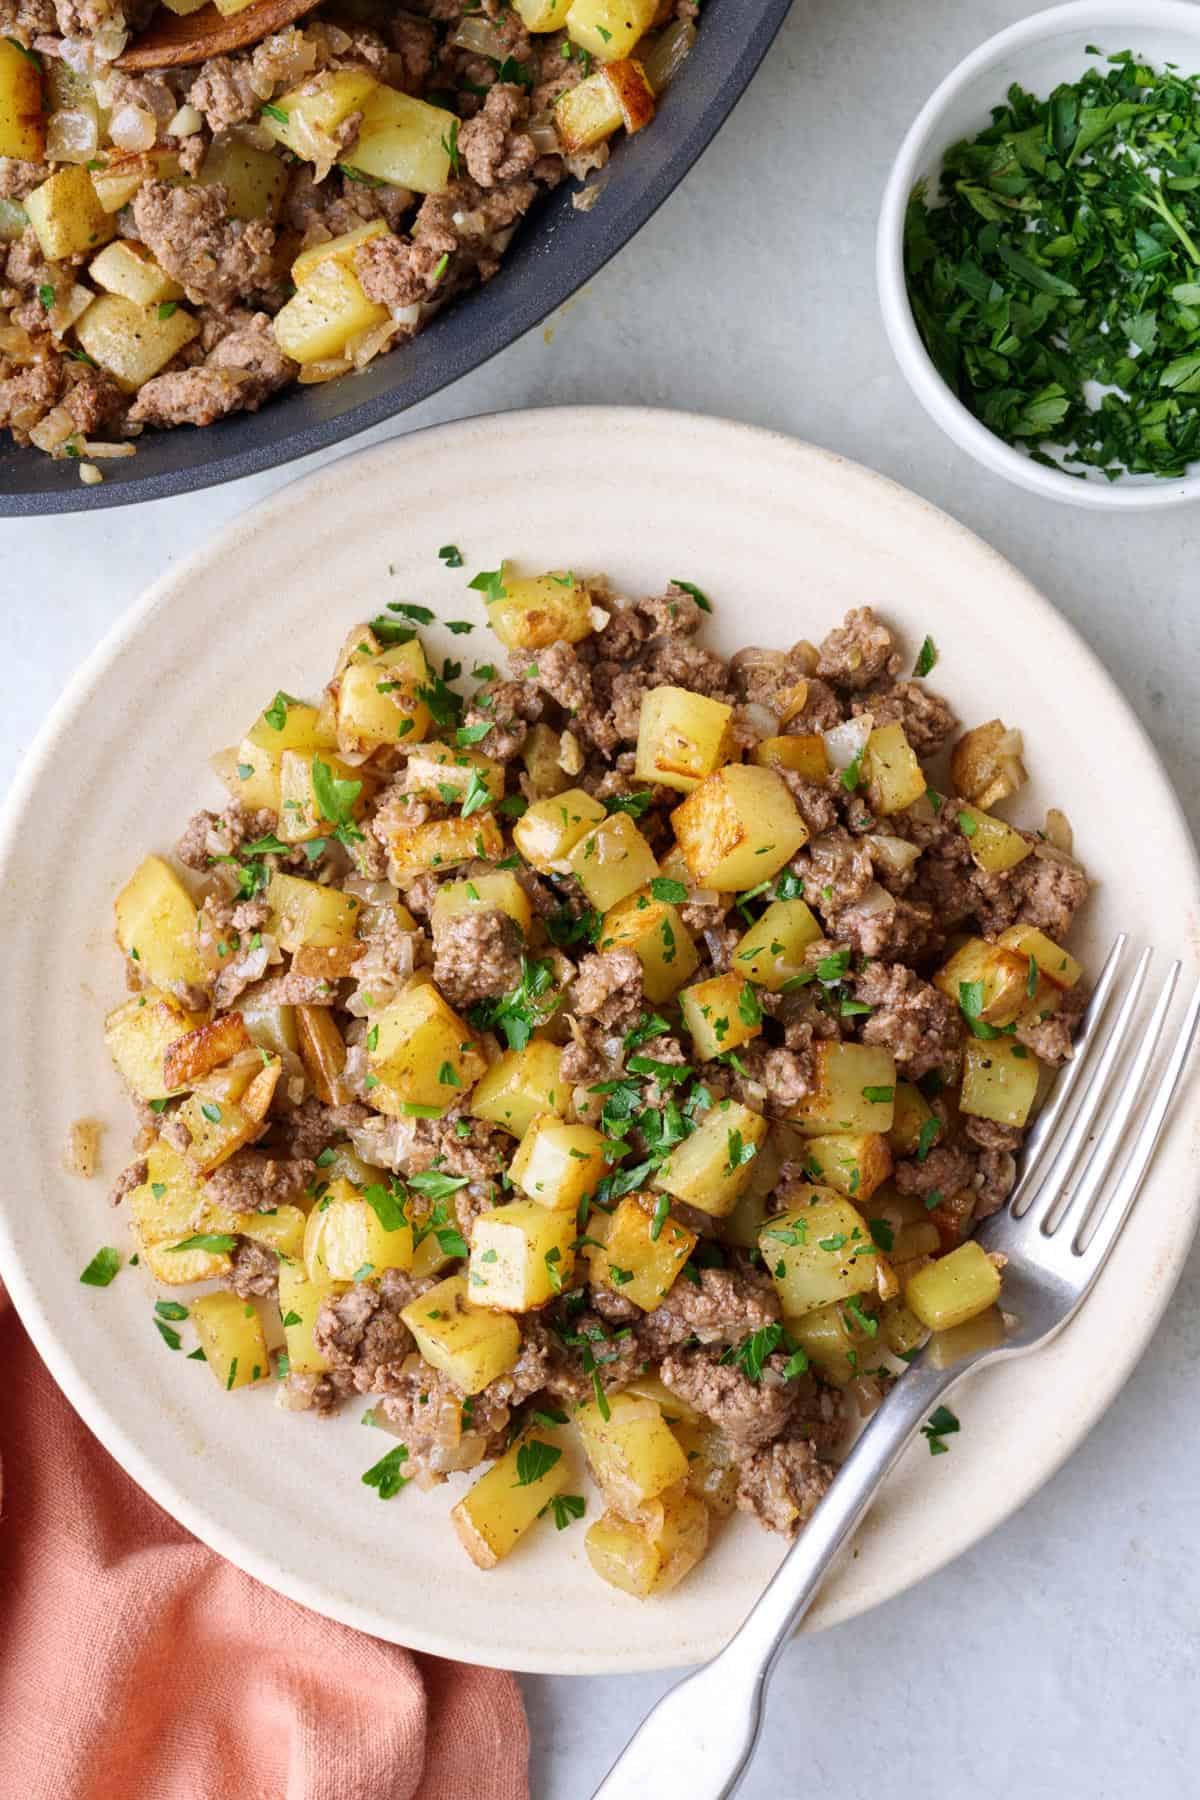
(95, 570), (1090, 1594)
(0, 0), (696, 478)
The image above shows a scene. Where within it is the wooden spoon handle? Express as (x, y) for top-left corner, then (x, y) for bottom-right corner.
(117, 0), (319, 71)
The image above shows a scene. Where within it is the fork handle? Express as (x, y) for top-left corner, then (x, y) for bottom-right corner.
(592, 1357), (961, 1800)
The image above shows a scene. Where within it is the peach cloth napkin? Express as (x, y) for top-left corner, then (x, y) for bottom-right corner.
(0, 1284), (529, 1800)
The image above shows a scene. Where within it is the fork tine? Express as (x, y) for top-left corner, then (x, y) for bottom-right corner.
(1007, 934), (1127, 1213)
(1072, 975), (1200, 1263)
(1013, 945), (1152, 1222)
(1040, 961), (1179, 1237)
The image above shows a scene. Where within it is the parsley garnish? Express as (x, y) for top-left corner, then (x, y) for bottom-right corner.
(80, 1247), (121, 1287)
(921, 1405), (960, 1455)
(439, 543), (464, 567)
(167, 1233), (237, 1254)
(547, 1493), (585, 1529)
(649, 877), (688, 904)
(362, 1444), (411, 1497)
(513, 1439), (562, 1486)
(912, 635), (937, 678)
(669, 579), (712, 612)
(468, 567), (508, 603)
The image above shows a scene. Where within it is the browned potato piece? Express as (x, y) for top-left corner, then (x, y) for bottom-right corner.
(162, 1013), (251, 1090)
(296, 1004), (352, 1105)
(951, 720), (1027, 812)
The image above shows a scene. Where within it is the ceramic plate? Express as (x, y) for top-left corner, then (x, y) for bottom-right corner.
(2, 409), (1197, 1673)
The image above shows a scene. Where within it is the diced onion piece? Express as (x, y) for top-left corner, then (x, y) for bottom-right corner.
(865, 833), (922, 875)
(167, 103), (203, 137)
(449, 16), (510, 57)
(527, 110), (560, 153)
(297, 356), (353, 384)
(80, 439), (136, 457)
(28, 404), (76, 452)
(739, 702), (779, 741)
(46, 107), (99, 164)
(110, 104), (158, 152)
(389, 301), (421, 328)
(640, 19), (696, 94)
(1044, 808), (1073, 854)
(822, 713), (873, 770)
(852, 881), (896, 917)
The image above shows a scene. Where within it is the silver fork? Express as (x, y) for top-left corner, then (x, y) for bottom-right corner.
(593, 936), (1200, 1800)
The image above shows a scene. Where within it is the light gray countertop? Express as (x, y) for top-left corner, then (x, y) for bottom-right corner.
(5, 1), (1198, 1794)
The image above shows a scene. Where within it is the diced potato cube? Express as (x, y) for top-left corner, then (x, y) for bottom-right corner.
(75, 292), (198, 391)
(585, 1486), (709, 1597)
(337, 651), (431, 753)
(191, 1291), (270, 1390)
(731, 896), (823, 990)
(366, 981), (486, 1115)
(233, 696), (335, 811)
(957, 805), (1033, 874)
(277, 748), (371, 844)
(634, 685), (734, 794)
(567, 0), (656, 62)
(864, 721), (926, 816)
(381, 813), (505, 882)
(516, 0), (570, 29)
(752, 734), (829, 781)
(786, 1296), (880, 1385)
(90, 148), (182, 215)
(405, 743), (505, 810)
(905, 1240), (1001, 1331)
(521, 723), (572, 799)
(0, 37), (43, 160)
(266, 871), (360, 951)
(933, 936), (1029, 1026)
(303, 1178), (414, 1280)
(240, 996), (299, 1060)
(197, 135), (288, 221)
(0, 197), (27, 242)
(89, 239), (183, 306)
(513, 788), (607, 873)
(487, 568), (595, 650)
(126, 1140), (235, 1281)
(272, 255), (389, 366)
(451, 1428), (569, 1568)
(468, 1201), (577, 1310)
(261, 68), (379, 161)
(800, 1132), (893, 1204)
(625, 1371), (703, 1425)
(350, 85), (455, 193)
(996, 924), (1082, 990)
(959, 1038), (1039, 1127)
(114, 854), (208, 993)
(211, 0), (259, 14)
(788, 1042), (897, 1135)
(760, 1189), (878, 1316)
(950, 720), (1027, 813)
(295, 1003), (352, 1106)
(104, 988), (203, 1100)
(239, 1203), (307, 1263)
(24, 163), (114, 260)
(599, 887), (698, 1002)
(431, 871), (532, 941)
(587, 1192), (695, 1311)
(578, 1391), (689, 1514)
(675, 1426), (739, 1516)
(926, 1303), (1006, 1366)
(878, 1295), (929, 1358)
(470, 1042), (566, 1138)
(678, 971), (762, 1061)
(671, 765), (808, 891)
(568, 811), (659, 911)
(656, 1102), (766, 1218)
(887, 1081), (935, 1158)
(720, 1126), (790, 1248)
(291, 220), (389, 287)
(401, 1273), (521, 1394)
(176, 1058), (280, 1174)
(278, 1259), (343, 1374)
(509, 1114), (608, 1211)
(555, 66), (622, 151)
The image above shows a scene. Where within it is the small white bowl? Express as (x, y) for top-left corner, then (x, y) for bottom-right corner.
(877, 1), (1200, 510)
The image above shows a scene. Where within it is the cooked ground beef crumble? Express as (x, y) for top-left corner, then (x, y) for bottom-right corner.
(101, 577), (1089, 1596)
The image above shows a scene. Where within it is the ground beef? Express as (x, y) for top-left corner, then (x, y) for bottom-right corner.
(779, 771), (839, 836)
(202, 1148), (314, 1213)
(1013, 853), (1091, 938)
(0, 156), (50, 199)
(659, 1348), (796, 1453)
(816, 608), (900, 691)
(312, 1266), (428, 1393)
(831, 894), (936, 963)
(974, 1150), (1016, 1218)
(731, 1041), (815, 1116)
(894, 1141), (975, 1200)
(735, 1432), (836, 1536)
(853, 680), (957, 755)
(431, 907), (523, 1008)
(854, 962), (963, 1078)
(457, 82), (538, 188)
(271, 1096), (368, 1161)
(129, 313), (296, 428)
(636, 1264), (780, 1361)
(224, 1237), (279, 1299)
(176, 803), (275, 868)
(570, 949), (644, 1036)
(560, 1019), (613, 1089)
(792, 829), (874, 916)
(0, 350), (61, 443)
(459, 678), (545, 763)
(109, 1157), (147, 1206)
(354, 232), (447, 309)
(131, 182), (276, 308)
(61, 363), (125, 436)
(537, 1312), (643, 1404)
(1016, 979), (1087, 1065)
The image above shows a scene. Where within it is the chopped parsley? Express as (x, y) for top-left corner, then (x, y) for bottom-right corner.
(513, 1438), (562, 1487)
(669, 579), (712, 612)
(362, 1444), (411, 1498)
(912, 635), (937, 678)
(80, 1247), (121, 1287)
(921, 1405), (960, 1456)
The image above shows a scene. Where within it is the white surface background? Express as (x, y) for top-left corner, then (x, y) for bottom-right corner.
(4, 0), (1199, 1795)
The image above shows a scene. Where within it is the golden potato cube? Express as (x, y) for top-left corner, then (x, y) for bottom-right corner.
(74, 292), (198, 392)
(905, 1240), (1001, 1331)
(785, 1296), (881, 1385)
(401, 1273), (521, 1394)
(760, 1189), (878, 1316)
(197, 135), (288, 221)
(656, 1101), (766, 1218)
(960, 1038), (1039, 1127)
(567, 0), (656, 61)
(800, 1132), (893, 1204)
(625, 1371), (704, 1425)
(89, 239), (183, 306)
(239, 997), (299, 1062)
(295, 1003), (352, 1106)
(585, 1486), (709, 1597)
(568, 811), (659, 911)
(366, 981), (486, 1115)
(451, 1429), (570, 1568)
(587, 1193), (695, 1311)
(272, 255), (389, 366)
(350, 85), (456, 193)
(177, 1060), (279, 1175)
(292, 220), (389, 286)
(864, 721), (926, 816)
(126, 1140), (235, 1281)
(957, 804), (1033, 874)
(233, 696), (334, 811)
(191, 1291), (270, 1390)
(599, 888), (699, 1002)
(933, 937), (1029, 1026)
(382, 814), (505, 882)
(675, 1425), (739, 1516)
(732, 896), (823, 990)
(239, 1202), (306, 1263)
(24, 163), (114, 260)
(160, 1015), (249, 1094)
(887, 1081), (935, 1158)
(266, 871), (360, 952)
(634, 685), (734, 794)
(671, 765), (808, 891)
(114, 854), (208, 994)
(515, 0), (570, 28)
(679, 971), (763, 1061)
(432, 870), (532, 939)
(513, 787), (607, 873)
(554, 66), (622, 151)
(927, 1304), (1006, 1367)
(720, 1127), (789, 1249)
(879, 1295), (929, 1359)
(104, 989), (203, 1101)
(470, 1042), (567, 1138)
(277, 748), (370, 844)
(752, 733), (829, 781)
(788, 1042), (897, 1135)
(521, 723), (573, 799)
(996, 924), (1082, 990)
(261, 68), (379, 160)
(278, 1260), (344, 1374)
(303, 1178), (414, 1280)
(578, 1391), (689, 1514)
(509, 1114), (609, 1211)
(488, 568), (595, 650)
(467, 1201), (577, 1310)
(0, 37), (43, 160)
(405, 743), (505, 810)
(950, 720), (1027, 812)
(337, 653), (431, 753)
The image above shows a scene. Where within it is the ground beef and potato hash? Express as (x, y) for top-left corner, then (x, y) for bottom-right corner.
(0, 0), (695, 476)
(102, 571), (1090, 1595)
